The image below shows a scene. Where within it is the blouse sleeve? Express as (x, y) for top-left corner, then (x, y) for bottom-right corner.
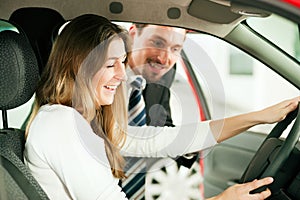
(121, 121), (217, 157)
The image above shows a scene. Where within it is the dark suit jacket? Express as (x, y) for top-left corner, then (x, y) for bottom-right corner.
(142, 65), (198, 168)
(143, 67), (175, 127)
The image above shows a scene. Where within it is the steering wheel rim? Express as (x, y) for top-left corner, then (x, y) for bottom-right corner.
(241, 104), (300, 193)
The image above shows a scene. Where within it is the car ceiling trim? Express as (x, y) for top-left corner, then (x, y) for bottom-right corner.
(1, 0), (245, 38)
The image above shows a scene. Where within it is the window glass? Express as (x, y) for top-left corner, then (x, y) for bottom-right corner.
(171, 57), (201, 125)
(247, 14), (300, 62)
(0, 20), (18, 32)
(183, 32), (300, 135)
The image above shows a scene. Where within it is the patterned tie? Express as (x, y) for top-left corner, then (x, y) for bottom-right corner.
(122, 76), (147, 200)
(128, 77), (146, 126)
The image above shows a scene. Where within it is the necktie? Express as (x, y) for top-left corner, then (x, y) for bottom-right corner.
(122, 76), (147, 200)
(128, 77), (146, 126)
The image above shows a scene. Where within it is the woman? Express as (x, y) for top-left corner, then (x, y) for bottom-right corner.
(24, 14), (299, 200)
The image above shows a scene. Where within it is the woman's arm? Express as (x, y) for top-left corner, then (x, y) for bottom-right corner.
(123, 97), (299, 157)
(123, 120), (216, 157)
(210, 96), (299, 143)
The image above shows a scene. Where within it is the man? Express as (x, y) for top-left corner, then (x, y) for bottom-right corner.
(128, 24), (184, 83)
(128, 23), (198, 165)
(128, 24), (184, 127)
(123, 23), (201, 199)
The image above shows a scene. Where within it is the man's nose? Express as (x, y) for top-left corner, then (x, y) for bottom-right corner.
(157, 49), (170, 65)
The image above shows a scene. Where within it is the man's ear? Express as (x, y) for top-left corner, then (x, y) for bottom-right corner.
(129, 24), (137, 38)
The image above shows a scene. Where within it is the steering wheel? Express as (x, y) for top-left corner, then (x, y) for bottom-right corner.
(240, 104), (300, 194)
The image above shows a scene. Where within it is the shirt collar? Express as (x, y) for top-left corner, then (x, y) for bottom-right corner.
(126, 66), (146, 90)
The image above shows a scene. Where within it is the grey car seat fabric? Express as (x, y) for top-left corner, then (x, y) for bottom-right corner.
(0, 20), (49, 200)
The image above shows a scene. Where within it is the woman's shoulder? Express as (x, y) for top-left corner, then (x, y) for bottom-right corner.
(39, 104), (75, 116)
(38, 104), (82, 123)
(26, 104), (92, 149)
(29, 104), (85, 135)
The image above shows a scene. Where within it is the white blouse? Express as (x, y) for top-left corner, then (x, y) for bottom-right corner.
(24, 104), (216, 199)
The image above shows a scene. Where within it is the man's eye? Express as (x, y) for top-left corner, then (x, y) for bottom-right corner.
(172, 47), (182, 53)
(122, 57), (127, 64)
(151, 39), (164, 48)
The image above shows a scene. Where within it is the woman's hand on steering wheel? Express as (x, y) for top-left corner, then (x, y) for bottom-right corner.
(208, 177), (274, 200)
(257, 96), (300, 124)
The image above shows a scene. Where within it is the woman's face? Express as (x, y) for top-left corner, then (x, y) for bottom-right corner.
(92, 38), (127, 106)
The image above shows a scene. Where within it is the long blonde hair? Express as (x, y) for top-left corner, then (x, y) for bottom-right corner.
(26, 14), (130, 178)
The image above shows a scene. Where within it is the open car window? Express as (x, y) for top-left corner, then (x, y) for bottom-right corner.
(2, 20), (299, 137)
(0, 20), (18, 32)
(113, 21), (299, 137)
(183, 32), (300, 135)
(113, 21), (203, 125)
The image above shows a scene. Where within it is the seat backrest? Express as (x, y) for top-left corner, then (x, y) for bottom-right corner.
(9, 7), (65, 74)
(0, 19), (49, 200)
(9, 7), (66, 130)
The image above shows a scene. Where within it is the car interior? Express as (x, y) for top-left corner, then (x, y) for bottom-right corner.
(0, 0), (300, 199)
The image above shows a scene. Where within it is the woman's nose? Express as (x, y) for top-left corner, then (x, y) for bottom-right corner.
(115, 62), (127, 81)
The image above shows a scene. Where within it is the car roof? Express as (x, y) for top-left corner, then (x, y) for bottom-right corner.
(1, 0), (299, 38)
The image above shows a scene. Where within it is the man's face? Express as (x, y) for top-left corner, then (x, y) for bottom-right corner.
(129, 24), (186, 83)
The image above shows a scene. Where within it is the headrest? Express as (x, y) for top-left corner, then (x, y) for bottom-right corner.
(0, 21), (39, 110)
(9, 7), (65, 74)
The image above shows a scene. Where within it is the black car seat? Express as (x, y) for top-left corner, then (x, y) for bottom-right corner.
(9, 7), (66, 131)
(9, 7), (65, 75)
(0, 19), (49, 200)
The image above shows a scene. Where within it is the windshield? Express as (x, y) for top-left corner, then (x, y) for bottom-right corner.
(247, 14), (300, 63)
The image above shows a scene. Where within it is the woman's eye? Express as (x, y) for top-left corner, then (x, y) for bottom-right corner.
(107, 64), (114, 68)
